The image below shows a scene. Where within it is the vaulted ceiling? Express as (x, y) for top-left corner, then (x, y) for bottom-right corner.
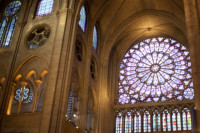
(86, 0), (186, 61)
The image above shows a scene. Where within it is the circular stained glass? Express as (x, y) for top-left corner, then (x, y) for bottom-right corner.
(118, 37), (194, 104)
(5, 1), (21, 16)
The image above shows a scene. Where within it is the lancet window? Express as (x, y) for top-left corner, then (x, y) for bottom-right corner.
(78, 5), (86, 32)
(0, 1), (21, 47)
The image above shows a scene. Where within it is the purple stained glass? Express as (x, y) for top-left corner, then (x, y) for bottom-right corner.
(36, 0), (54, 17)
(118, 37), (194, 104)
(78, 5), (86, 32)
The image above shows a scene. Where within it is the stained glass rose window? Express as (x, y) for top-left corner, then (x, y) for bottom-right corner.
(118, 37), (194, 104)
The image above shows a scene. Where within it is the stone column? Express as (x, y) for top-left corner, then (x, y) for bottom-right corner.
(6, 82), (16, 115)
(96, 59), (114, 133)
(184, 0), (200, 132)
(32, 79), (42, 112)
(17, 81), (27, 113)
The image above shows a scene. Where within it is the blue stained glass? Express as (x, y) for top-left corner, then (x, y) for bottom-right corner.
(0, 1), (21, 47)
(5, 1), (21, 16)
(93, 26), (98, 50)
(79, 5), (86, 32)
(0, 18), (7, 44)
(36, 0), (54, 17)
(3, 15), (17, 47)
(14, 87), (33, 104)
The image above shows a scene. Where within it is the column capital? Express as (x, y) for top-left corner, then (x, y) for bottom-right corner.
(35, 79), (42, 85)
(56, 8), (74, 16)
(21, 81), (27, 87)
(10, 82), (17, 87)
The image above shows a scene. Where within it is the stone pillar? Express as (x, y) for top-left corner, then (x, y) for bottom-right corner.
(184, 0), (200, 132)
(96, 59), (114, 133)
(32, 80), (42, 112)
(17, 81), (27, 113)
(6, 82), (16, 115)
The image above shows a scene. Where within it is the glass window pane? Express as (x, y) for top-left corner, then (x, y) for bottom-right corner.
(118, 37), (194, 104)
(116, 113), (123, 133)
(3, 15), (17, 47)
(177, 113), (181, 131)
(36, 0), (54, 17)
(0, 18), (7, 44)
(172, 113), (176, 131)
(78, 5), (86, 32)
(93, 26), (98, 50)
(125, 112), (132, 133)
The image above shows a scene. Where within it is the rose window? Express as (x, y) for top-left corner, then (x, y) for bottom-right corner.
(118, 37), (194, 104)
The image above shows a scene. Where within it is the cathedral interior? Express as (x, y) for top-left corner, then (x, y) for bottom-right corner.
(0, 0), (200, 133)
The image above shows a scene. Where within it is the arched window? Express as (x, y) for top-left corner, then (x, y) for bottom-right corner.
(118, 37), (194, 104)
(36, 0), (54, 17)
(134, 112), (141, 133)
(153, 110), (161, 132)
(0, 1), (21, 47)
(78, 5), (86, 32)
(172, 109), (182, 131)
(143, 111), (151, 132)
(93, 25), (98, 50)
(116, 113), (123, 133)
(115, 37), (194, 132)
(182, 108), (192, 130)
(162, 109), (171, 131)
(66, 88), (74, 121)
(125, 112), (132, 133)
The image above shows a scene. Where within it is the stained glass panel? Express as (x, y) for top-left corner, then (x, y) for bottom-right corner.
(162, 113), (166, 131)
(93, 26), (98, 50)
(153, 111), (160, 132)
(36, 0), (54, 17)
(116, 113), (123, 133)
(4, 1), (21, 16)
(177, 113), (181, 130)
(172, 112), (176, 131)
(118, 37), (194, 104)
(182, 111), (187, 130)
(125, 112), (132, 133)
(78, 5), (86, 32)
(13, 87), (33, 104)
(0, 1), (21, 47)
(167, 113), (171, 131)
(0, 18), (7, 44)
(187, 109), (192, 130)
(3, 15), (17, 47)
(134, 112), (141, 133)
